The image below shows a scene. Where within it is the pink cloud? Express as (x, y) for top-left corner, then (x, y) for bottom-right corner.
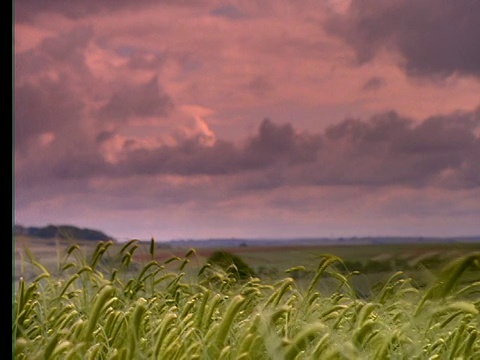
(14, 1), (480, 239)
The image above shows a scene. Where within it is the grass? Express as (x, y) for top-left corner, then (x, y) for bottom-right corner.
(13, 239), (480, 359)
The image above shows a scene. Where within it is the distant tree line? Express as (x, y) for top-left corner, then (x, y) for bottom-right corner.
(14, 224), (113, 241)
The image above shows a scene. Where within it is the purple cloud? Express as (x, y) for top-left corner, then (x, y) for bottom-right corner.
(315, 109), (480, 188)
(210, 5), (246, 20)
(98, 76), (174, 121)
(33, 109), (478, 191)
(362, 76), (386, 91)
(15, 0), (194, 22)
(15, 75), (85, 155)
(326, 0), (480, 79)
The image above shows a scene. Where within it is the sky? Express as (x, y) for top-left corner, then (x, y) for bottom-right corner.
(14, 0), (480, 242)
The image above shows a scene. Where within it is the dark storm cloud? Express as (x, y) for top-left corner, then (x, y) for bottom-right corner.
(15, 88), (480, 191)
(15, 0), (204, 22)
(15, 75), (85, 155)
(242, 119), (321, 167)
(98, 77), (174, 121)
(111, 119), (321, 177)
(15, 0), (121, 21)
(14, 27), (96, 156)
(326, 0), (480, 78)
(25, 118), (321, 182)
(210, 5), (246, 20)
(51, 153), (107, 180)
(54, 109), (478, 191)
(312, 109), (480, 188)
(246, 76), (275, 97)
(95, 131), (115, 143)
(15, 26), (94, 83)
(42, 26), (94, 66)
(362, 76), (386, 91)
(116, 138), (241, 176)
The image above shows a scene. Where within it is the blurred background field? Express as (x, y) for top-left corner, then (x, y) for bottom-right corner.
(14, 235), (480, 297)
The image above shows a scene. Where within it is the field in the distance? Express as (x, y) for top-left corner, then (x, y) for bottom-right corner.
(14, 235), (480, 292)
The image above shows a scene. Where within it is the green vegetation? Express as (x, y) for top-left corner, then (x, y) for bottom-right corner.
(13, 240), (480, 359)
(15, 224), (113, 241)
(204, 250), (256, 280)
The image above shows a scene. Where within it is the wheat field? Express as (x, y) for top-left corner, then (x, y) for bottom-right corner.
(13, 239), (480, 359)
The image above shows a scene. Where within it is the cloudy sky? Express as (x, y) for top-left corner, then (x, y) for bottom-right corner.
(14, 0), (480, 241)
